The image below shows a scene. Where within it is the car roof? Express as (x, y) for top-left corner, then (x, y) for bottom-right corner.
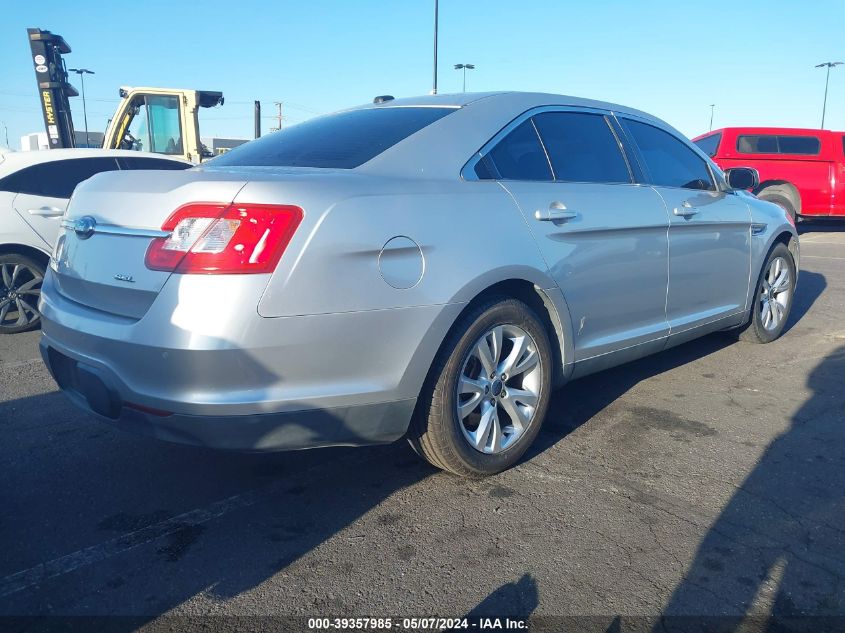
(355, 91), (675, 179)
(0, 149), (191, 176)
(356, 91), (659, 121)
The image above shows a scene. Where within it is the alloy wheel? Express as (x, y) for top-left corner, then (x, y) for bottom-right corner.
(0, 262), (43, 329)
(456, 324), (543, 454)
(759, 256), (791, 332)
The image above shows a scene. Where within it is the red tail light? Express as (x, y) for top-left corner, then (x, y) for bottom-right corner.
(145, 203), (303, 274)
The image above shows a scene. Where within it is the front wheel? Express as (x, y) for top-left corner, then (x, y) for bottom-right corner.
(410, 298), (553, 477)
(0, 254), (44, 334)
(739, 243), (796, 344)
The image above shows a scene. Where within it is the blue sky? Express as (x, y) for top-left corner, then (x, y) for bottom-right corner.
(1, 0), (843, 148)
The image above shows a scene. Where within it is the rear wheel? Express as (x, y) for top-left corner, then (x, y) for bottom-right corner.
(0, 254), (44, 334)
(739, 243), (795, 344)
(410, 298), (552, 477)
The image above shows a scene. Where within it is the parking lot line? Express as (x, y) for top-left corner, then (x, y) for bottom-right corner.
(0, 486), (274, 598)
(801, 255), (845, 261)
(0, 448), (363, 598)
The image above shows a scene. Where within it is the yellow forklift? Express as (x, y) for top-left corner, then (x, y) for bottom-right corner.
(28, 28), (230, 163)
(104, 86), (224, 162)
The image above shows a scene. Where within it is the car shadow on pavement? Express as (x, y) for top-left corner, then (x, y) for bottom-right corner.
(0, 344), (437, 623)
(528, 270), (825, 460)
(0, 274), (826, 625)
(652, 344), (845, 629)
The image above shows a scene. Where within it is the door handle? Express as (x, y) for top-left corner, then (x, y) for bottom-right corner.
(27, 206), (64, 217)
(535, 202), (578, 222)
(673, 202), (699, 218)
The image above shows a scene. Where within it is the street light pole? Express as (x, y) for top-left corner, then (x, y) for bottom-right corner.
(432, 0), (439, 94)
(454, 64), (476, 92)
(68, 68), (95, 147)
(709, 104), (715, 132)
(815, 61), (843, 129)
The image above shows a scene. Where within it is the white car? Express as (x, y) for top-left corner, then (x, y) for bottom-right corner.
(0, 149), (190, 333)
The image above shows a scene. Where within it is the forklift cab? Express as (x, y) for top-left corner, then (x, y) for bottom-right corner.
(103, 87), (223, 163)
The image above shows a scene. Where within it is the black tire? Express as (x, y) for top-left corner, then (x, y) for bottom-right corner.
(409, 297), (553, 477)
(738, 243), (796, 344)
(0, 253), (45, 334)
(758, 191), (797, 222)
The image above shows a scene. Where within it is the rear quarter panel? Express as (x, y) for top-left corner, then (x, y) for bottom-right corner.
(232, 177), (557, 317)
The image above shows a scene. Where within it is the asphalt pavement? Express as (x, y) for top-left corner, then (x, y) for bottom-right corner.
(1, 224), (844, 630)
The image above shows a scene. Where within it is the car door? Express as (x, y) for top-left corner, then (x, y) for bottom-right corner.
(13, 157), (121, 248)
(469, 108), (671, 364)
(618, 117), (751, 338)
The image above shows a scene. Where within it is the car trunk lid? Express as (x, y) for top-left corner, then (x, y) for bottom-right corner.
(51, 169), (249, 319)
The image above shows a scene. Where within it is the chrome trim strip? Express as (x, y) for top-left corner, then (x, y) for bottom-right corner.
(61, 220), (171, 239)
(530, 117), (555, 180)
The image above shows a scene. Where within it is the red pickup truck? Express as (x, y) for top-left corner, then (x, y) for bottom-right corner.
(693, 127), (845, 220)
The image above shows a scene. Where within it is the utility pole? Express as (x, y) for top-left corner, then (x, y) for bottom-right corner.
(68, 68), (94, 147)
(271, 101), (283, 132)
(709, 104), (715, 132)
(815, 61), (842, 129)
(431, 0), (439, 94)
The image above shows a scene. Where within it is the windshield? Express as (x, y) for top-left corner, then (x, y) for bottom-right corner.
(123, 95), (184, 155)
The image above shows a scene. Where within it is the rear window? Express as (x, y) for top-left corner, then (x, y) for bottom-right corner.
(210, 107), (455, 169)
(117, 157), (191, 171)
(694, 132), (722, 157)
(737, 134), (821, 155)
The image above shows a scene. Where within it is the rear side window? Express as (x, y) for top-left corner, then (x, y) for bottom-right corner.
(532, 112), (630, 183)
(737, 134), (821, 155)
(622, 119), (715, 191)
(0, 158), (120, 198)
(778, 136), (821, 154)
(210, 107), (455, 169)
(487, 119), (553, 181)
(117, 157), (191, 171)
(0, 164), (41, 195)
(38, 158), (122, 198)
(694, 132), (722, 157)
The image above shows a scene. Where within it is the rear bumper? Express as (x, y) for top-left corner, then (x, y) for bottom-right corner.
(41, 340), (416, 451)
(38, 271), (461, 451)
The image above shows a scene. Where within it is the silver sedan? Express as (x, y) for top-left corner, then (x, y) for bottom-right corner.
(39, 92), (799, 476)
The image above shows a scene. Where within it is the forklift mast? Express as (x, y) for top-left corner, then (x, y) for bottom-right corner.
(27, 28), (77, 149)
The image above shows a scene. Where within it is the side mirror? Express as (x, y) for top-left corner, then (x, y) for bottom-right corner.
(725, 167), (759, 191)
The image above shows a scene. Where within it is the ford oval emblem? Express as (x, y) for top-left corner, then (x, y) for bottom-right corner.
(74, 216), (97, 240)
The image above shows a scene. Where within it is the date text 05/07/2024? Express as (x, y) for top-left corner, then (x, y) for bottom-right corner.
(306, 617), (529, 631)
